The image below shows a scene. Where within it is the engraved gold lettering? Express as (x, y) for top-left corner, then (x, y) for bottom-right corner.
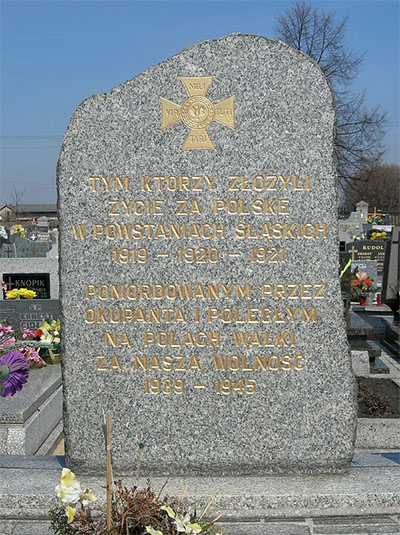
(96, 355), (123, 371)
(212, 354), (305, 371)
(72, 224), (87, 240)
(143, 331), (220, 347)
(104, 331), (132, 347)
(96, 355), (108, 371)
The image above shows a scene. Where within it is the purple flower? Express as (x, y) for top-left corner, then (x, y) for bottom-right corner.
(0, 351), (30, 397)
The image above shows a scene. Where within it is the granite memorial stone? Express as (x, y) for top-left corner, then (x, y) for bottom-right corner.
(58, 34), (356, 475)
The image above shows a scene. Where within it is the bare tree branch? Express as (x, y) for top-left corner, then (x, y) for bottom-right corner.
(275, 1), (387, 193)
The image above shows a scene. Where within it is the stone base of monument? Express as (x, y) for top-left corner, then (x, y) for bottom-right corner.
(0, 366), (62, 455)
(356, 419), (400, 449)
(0, 452), (400, 534)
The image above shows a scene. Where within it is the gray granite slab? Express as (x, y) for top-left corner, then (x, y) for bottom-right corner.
(356, 419), (400, 449)
(57, 33), (356, 475)
(5, 388), (62, 455)
(0, 298), (61, 331)
(0, 365), (61, 424)
(1, 517), (400, 535)
(1, 462), (400, 520)
(348, 310), (373, 336)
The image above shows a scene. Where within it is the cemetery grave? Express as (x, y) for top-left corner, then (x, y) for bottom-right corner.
(0, 34), (399, 533)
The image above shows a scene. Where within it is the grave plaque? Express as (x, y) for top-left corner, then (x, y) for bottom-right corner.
(3, 273), (50, 299)
(0, 299), (60, 331)
(58, 34), (356, 475)
(346, 240), (387, 275)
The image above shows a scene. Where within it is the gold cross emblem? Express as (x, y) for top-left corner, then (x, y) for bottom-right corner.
(160, 76), (235, 150)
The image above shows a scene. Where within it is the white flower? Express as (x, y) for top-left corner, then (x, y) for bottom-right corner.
(55, 468), (82, 504)
(160, 505), (199, 534)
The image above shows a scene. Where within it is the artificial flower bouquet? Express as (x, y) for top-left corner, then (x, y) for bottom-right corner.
(366, 215), (384, 224)
(5, 287), (36, 299)
(49, 468), (222, 535)
(0, 318), (62, 397)
(11, 223), (27, 238)
(349, 268), (376, 302)
(370, 230), (387, 241)
(34, 318), (61, 363)
(2, 279), (36, 300)
(0, 322), (48, 397)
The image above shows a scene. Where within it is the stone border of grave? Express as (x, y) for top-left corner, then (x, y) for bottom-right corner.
(352, 347), (400, 448)
(1, 457), (400, 525)
(356, 418), (400, 448)
(0, 365), (62, 455)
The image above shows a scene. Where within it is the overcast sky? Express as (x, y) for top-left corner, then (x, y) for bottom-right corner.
(1, 0), (399, 204)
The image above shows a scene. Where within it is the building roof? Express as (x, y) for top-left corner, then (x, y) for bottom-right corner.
(9, 204), (57, 212)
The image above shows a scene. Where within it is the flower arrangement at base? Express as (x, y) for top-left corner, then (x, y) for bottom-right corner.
(0, 350), (30, 397)
(0, 323), (46, 370)
(370, 230), (387, 240)
(49, 469), (222, 535)
(34, 319), (61, 363)
(350, 268), (377, 302)
(5, 287), (36, 299)
(351, 232), (366, 241)
(11, 223), (26, 238)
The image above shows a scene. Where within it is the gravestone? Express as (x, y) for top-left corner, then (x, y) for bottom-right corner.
(382, 226), (399, 320)
(58, 34), (356, 476)
(355, 200), (368, 221)
(339, 211), (364, 243)
(2, 273), (50, 299)
(0, 237), (52, 258)
(37, 216), (51, 242)
(14, 237), (52, 257)
(0, 243), (16, 258)
(0, 299), (61, 331)
(346, 240), (387, 279)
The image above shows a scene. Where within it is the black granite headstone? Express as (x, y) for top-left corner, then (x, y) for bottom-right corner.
(381, 227), (399, 320)
(3, 273), (50, 300)
(346, 240), (387, 275)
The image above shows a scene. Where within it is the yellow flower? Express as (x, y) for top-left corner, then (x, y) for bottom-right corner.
(66, 505), (76, 524)
(55, 468), (82, 503)
(185, 523), (202, 534)
(6, 289), (19, 299)
(39, 320), (51, 331)
(81, 488), (97, 505)
(24, 290), (36, 299)
(51, 320), (61, 331)
(20, 231), (26, 238)
(61, 467), (76, 486)
(145, 527), (164, 535)
(161, 505), (176, 518)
